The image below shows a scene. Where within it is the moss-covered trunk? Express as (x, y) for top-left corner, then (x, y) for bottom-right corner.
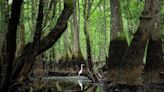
(104, 0), (128, 81)
(115, 30), (148, 85)
(107, 40), (128, 69)
(115, 0), (160, 85)
(143, 0), (163, 84)
(72, 0), (85, 67)
(105, 39), (128, 81)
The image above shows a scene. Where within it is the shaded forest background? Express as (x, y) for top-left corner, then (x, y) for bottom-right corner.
(1, 0), (164, 62)
(1, 0), (164, 91)
(0, 0), (149, 62)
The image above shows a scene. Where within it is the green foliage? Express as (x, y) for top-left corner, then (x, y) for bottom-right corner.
(160, 0), (164, 34)
(2, 0), (162, 62)
(0, 1), (8, 32)
(23, 0), (144, 62)
(121, 0), (144, 44)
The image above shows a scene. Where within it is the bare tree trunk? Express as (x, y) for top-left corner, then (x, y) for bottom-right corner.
(0, 0), (8, 32)
(63, 29), (71, 59)
(0, 0), (23, 91)
(72, 0), (82, 58)
(104, 0), (128, 82)
(71, 0), (84, 67)
(116, 0), (159, 85)
(0, 1), (8, 62)
(0, 0), (9, 90)
(103, 0), (107, 59)
(144, 0), (163, 83)
(83, 0), (93, 71)
(16, 5), (25, 56)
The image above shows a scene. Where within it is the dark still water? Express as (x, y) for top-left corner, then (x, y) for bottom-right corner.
(17, 76), (164, 92)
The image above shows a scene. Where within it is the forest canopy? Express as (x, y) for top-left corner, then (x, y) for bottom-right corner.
(0, 0), (164, 91)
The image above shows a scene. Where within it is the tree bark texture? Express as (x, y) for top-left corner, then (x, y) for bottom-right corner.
(115, 0), (160, 85)
(0, 0), (23, 91)
(72, 0), (82, 58)
(144, 0), (163, 83)
(107, 0), (128, 68)
(104, 0), (128, 82)
(16, 6), (25, 56)
(83, 0), (93, 71)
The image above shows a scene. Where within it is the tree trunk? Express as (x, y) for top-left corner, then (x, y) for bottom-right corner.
(16, 5), (25, 56)
(72, 0), (81, 57)
(11, 1), (73, 85)
(0, 0), (8, 32)
(104, 0), (128, 82)
(0, 0), (23, 91)
(72, 0), (84, 66)
(0, 1), (8, 79)
(144, 0), (163, 83)
(115, 0), (159, 85)
(63, 29), (71, 59)
(63, 2), (70, 59)
(103, 0), (107, 59)
(83, 0), (93, 71)
(0, 1), (8, 51)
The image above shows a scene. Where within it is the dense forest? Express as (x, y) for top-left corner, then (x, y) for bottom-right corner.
(0, 0), (164, 92)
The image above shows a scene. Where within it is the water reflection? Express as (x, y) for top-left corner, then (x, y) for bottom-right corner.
(102, 83), (164, 92)
(103, 84), (143, 92)
(15, 76), (164, 92)
(29, 76), (101, 92)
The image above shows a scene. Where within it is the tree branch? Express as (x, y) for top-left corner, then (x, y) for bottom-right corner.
(11, 0), (43, 81)
(11, 2), (73, 82)
(89, 0), (103, 18)
(37, 5), (73, 54)
(33, 0), (43, 55)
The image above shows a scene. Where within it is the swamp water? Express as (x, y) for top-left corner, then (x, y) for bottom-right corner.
(22, 76), (164, 92)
